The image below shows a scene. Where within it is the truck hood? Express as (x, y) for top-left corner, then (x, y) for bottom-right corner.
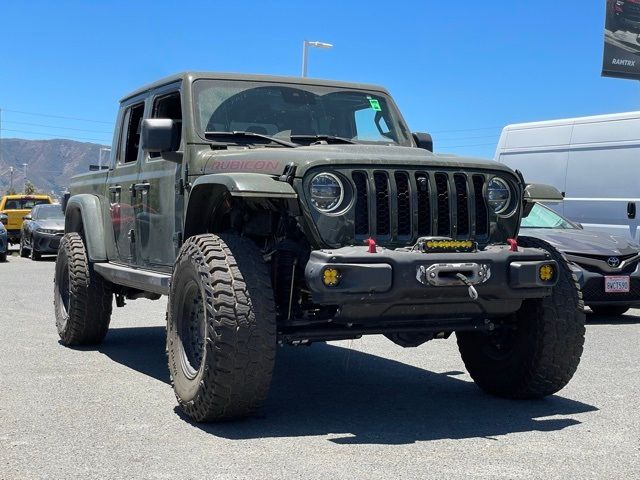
(34, 219), (65, 231)
(520, 228), (640, 256)
(195, 144), (514, 178)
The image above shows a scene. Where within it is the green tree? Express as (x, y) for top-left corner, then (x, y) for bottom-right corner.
(23, 181), (37, 195)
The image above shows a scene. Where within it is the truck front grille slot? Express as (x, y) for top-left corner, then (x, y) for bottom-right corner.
(373, 172), (390, 236)
(344, 169), (490, 245)
(415, 173), (431, 236)
(435, 173), (450, 236)
(395, 172), (411, 236)
(472, 174), (488, 237)
(454, 174), (469, 236)
(352, 171), (369, 236)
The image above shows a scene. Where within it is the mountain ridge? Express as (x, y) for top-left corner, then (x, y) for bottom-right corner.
(0, 138), (109, 195)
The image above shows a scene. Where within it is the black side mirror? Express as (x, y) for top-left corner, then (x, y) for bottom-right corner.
(412, 132), (433, 152)
(141, 119), (181, 160)
(61, 191), (70, 214)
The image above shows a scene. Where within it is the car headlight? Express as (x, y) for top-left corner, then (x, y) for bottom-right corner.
(310, 173), (344, 213)
(487, 177), (512, 214)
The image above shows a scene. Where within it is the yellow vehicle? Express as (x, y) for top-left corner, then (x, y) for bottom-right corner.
(0, 194), (53, 244)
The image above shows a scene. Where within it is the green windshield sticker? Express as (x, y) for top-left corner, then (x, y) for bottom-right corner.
(369, 98), (381, 111)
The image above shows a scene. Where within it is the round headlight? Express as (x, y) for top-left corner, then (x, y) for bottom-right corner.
(487, 177), (512, 214)
(310, 173), (344, 213)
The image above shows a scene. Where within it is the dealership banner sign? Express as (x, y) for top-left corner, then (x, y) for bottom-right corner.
(602, 0), (640, 79)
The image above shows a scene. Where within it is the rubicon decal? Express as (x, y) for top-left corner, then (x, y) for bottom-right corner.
(209, 160), (281, 171)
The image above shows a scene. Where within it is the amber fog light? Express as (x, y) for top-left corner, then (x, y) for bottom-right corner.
(539, 264), (554, 282)
(322, 267), (341, 287)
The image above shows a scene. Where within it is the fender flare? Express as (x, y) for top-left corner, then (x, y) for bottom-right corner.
(64, 194), (107, 262)
(184, 173), (297, 239)
(190, 173), (297, 199)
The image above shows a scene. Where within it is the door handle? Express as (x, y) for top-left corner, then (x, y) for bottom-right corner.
(133, 182), (150, 192)
(108, 185), (121, 202)
(628, 202), (636, 219)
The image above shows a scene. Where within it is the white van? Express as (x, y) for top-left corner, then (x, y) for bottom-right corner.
(495, 111), (640, 242)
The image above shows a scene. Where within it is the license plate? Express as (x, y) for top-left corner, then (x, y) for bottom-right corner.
(605, 276), (630, 293)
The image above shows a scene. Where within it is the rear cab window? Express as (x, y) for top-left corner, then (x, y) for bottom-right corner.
(1, 197), (51, 210)
(116, 102), (145, 166)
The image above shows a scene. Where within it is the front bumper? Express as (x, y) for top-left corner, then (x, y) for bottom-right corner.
(32, 231), (63, 254)
(573, 263), (640, 307)
(304, 245), (557, 323)
(6, 229), (21, 243)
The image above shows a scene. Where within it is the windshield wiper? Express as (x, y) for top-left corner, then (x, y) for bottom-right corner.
(204, 131), (297, 148)
(290, 134), (357, 145)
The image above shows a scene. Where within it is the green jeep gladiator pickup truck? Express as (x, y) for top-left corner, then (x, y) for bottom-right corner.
(55, 72), (585, 422)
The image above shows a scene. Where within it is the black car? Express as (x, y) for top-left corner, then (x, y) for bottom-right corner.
(20, 204), (64, 260)
(521, 202), (640, 315)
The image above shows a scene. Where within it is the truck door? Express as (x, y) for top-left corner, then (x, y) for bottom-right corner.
(564, 144), (640, 242)
(107, 99), (146, 264)
(134, 85), (183, 271)
(563, 118), (640, 242)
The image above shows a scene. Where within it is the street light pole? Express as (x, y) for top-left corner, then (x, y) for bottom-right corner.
(301, 40), (333, 77)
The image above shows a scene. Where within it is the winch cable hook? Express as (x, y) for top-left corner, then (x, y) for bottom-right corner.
(455, 272), (479, 301)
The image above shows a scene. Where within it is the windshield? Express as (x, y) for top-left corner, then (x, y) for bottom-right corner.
(193, 79), (412, 146)
(3, 198), (50, 210)
(521, 203), (576, 229)
(32, 204), (63, 220)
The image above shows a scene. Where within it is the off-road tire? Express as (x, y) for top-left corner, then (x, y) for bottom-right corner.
(167, 234), (276, 422)
(54, 232), (113, 345)
(457, 236), (585, 398)
(590, 305), (629, 316)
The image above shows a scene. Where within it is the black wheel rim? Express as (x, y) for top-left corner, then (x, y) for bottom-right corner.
(177, 280), (206, 379)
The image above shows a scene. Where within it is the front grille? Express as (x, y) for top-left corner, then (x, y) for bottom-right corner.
(373, 172), (390, 236)
(351, 169), (490, 244)
(582, 277), (640, 302)
(395, 172), (411, 236)
(352, 171), (369, 235)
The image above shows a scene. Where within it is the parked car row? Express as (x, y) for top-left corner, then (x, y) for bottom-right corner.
(0, 195), (63, 262)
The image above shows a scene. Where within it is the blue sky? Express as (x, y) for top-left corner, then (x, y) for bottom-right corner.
(0, 0), (637, 159)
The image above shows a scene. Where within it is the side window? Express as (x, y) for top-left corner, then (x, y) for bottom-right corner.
(150, 92), (182, 158)
(118, 102), (145, 164)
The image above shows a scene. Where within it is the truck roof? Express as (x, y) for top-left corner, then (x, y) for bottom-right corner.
(502, 110), (640, 131)
(1, 194), (51, 200)
(121, 71), (391, 103)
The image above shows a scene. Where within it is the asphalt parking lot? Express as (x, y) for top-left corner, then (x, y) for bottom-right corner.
(1, 252), (638, 480)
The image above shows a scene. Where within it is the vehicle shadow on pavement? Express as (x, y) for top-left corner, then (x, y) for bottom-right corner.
(586, 314), (640, 325)
(98, 326), (598, 445)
